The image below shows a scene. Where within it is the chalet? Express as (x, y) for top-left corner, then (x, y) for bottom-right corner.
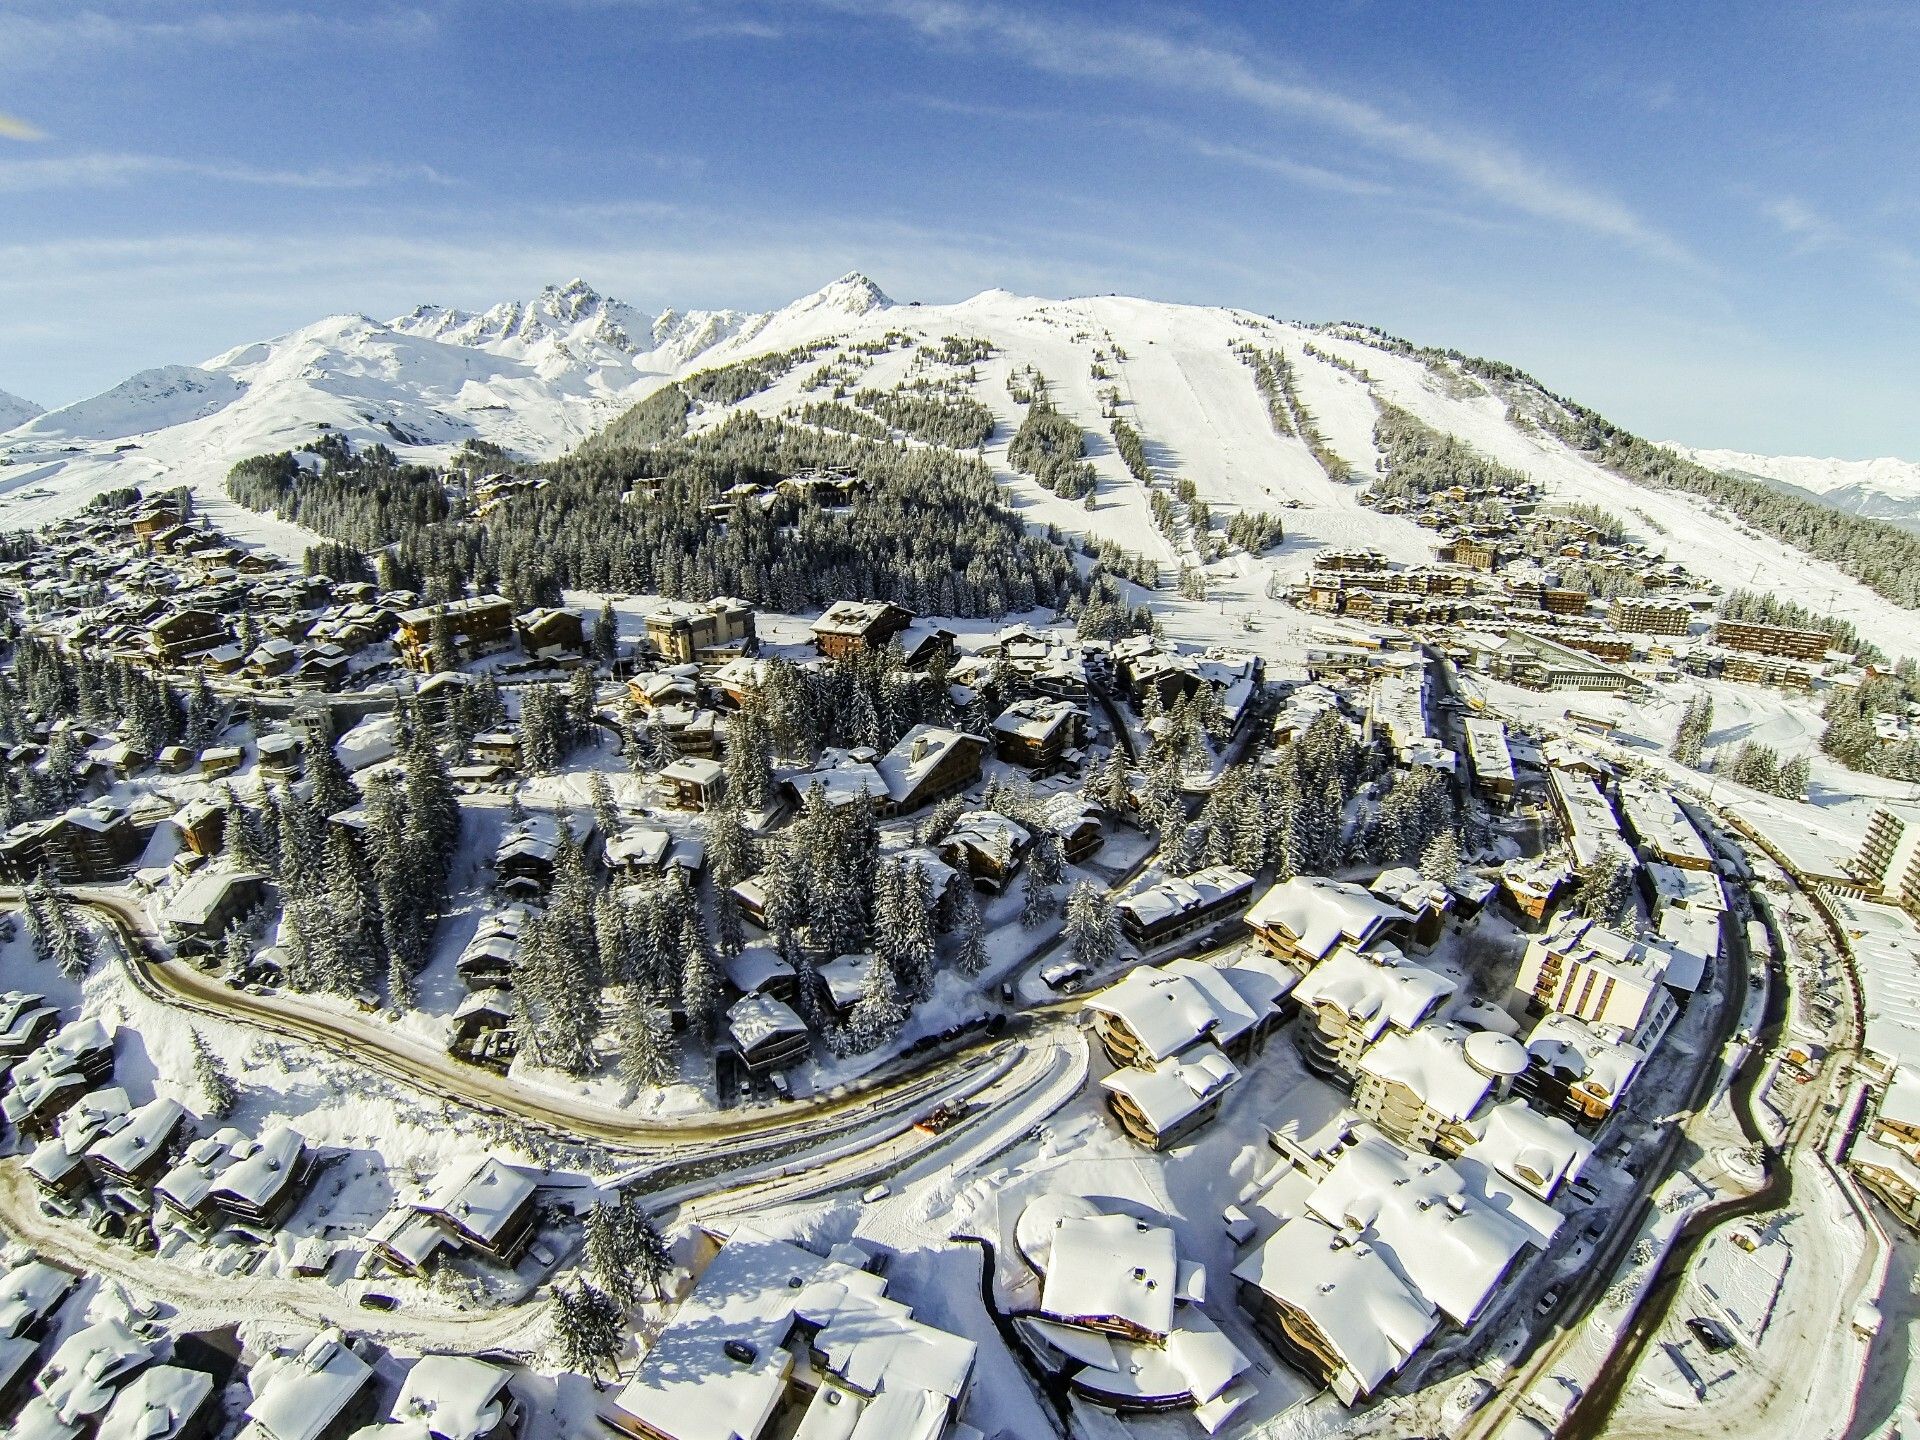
(625, 666), (701, 712)
(0, 1259), (76, 1341)
(246, 638), (299, 678)
(722, 944), (798, 1004)
(871, 725), (987, 815)
(160, 868), (264, 950)
(1243, 876), (1405, 974)
(394, 595), (514, 672)
(1041, 791), (1105, 864)
(1235, 1135), (1547, 1405)
(153, 1128), (249, 1234)
(935, 810), (1032, 892)
(725, 994), (811, 1077)
(809, 599), (913, 660)
(1349, 1022), (1528, 1153)
(146, 609), (227, 667)
(39, 1316), (162, 1430)
(1116, 866), (1256, 948)
(200, 745), (244, 779)
(604, 826), (674, 880)
(171, 797), (227, 858)
(369, 1155), (538, 1276)
(0, 993), (60, 1075)
(515, 606), (585, 659)
(257, 732), (304, 779)
(1517, 1010), (1648, 1126)
(492, 813), (593, 895)
(457, 905), (536, 990)
(209, 1125), (314, 1232)
(990, 698), (1086, 773)
(644, 598), (757, 663)
(1499, 855), (1569, 927)
(1368, 867), (1453, 950)
(2, 1018), (116, 1138)
(659, 756), (726, 811)
(448, 990), (516, 1072)
(86, 1095), (188, 1192)
(235, 1330), (377, 1440)
(471, 731), (521, 770)
(1099, 1046), (1240, 1149)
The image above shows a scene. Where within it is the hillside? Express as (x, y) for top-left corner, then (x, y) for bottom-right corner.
(4, 273), (1917, 657)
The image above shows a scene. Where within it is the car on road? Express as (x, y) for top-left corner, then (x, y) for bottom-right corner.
(360, 1291), (399, 1311)
(1686, 1316), (1734, 1353)
(1536, 1287), (1561, 1315)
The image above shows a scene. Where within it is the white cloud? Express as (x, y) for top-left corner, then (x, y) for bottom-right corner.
(0, 5), (435, 68)
(0, 150), (455, 193)
(820, 0), (1699, 268)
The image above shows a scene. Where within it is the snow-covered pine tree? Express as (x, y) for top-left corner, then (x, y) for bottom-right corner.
(1063, 881), (1118, 971)
(1019, 863), (1056, 929)
(615, 985), (678, 1089)
(307, 738), (360, 819)
(552, 1281), (623, 1379)
(1420, 831), (1462, 886)
(848, 951), (907, 1051)
(896, 862), (936, 997)
(190, 1027), (238, 1118)
(953, 883), (988, 976)
(588, 770), (619, 842)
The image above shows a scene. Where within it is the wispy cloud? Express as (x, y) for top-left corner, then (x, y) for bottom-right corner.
(0, 4), (435, 68)
(0, 150), (456, 193)
(1761, 193), (1919, 300)
(820, 0), (1698, 268)
(0, 112), (43, 140)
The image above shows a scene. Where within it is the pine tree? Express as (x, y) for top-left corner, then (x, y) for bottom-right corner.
(552, 1281), (623, 1379)
(704, 802), (755, 889)
(953, 883), (988, 976)
(589, 770), (620, 841)
(1778, 753), (1812, 799)
(1063, 882), (1118, 971)
(585, 1198), (640, 1305)
(848, 951), (907, 1050)
(679, 933), (721, 1046)
(40, 882), (98, 980)
(1420, 831), (1462, 886)
(615, 985), (677, 1089)
(895, 863), (937, 997)
(1019, 864), (1056, 929)
(1574, 853), (1636, 929)
(190, 1028), (238, 1118)
(593, 600), (619, 664)
(307, 738), (360, 818)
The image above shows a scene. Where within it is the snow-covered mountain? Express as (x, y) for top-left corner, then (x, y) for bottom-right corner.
(5, 270), (1917, 658)
(1673, 445), (1920, 532)
(0, 389), (40, 432)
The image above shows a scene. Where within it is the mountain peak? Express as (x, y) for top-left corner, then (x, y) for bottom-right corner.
(801, 272), (893, 315)
(0, 387), (45, 434)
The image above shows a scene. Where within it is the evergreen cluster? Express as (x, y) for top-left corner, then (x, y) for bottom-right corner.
(794, 400), (890, 441)
(1007, 381), (1096, 499)
(1720, 740), (1812, 799)
(1821, 670), (1920, 779)
(1369, 404), (1532, 503)
(229, 417), (1079, 618)
(1231, 343), (1352, 482)
(854, 384), (996, 449)
(1670, 694), (1714, 767)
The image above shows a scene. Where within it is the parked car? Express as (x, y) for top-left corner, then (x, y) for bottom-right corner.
(1686, 1316), (1734, 1353)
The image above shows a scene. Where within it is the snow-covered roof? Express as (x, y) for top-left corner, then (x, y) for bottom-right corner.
(723, 944), (794, 996)
(1617, 781), (1713, 868)
(1037, 1211), (1177, 1339)
(96, 1365), (211, 1440)
(1232, 1213), (1437, 1401)
(1101, 1043), (1240, 1133)
(727, 993), (807, 1050)
(1293, 943), (1456, 1044)
(1369, 867), (1452, 919)
(160, 866), (262, 929)
(211, 1125), (306, 1210)
(811, 600), (905, 637)
(154, 1127), (247, 1214)
(86, 1096), (185, 1176)
(1356, 1022), (1493, 1123)
(390, 1355), (513, 1440)
(609, 1224), (972, 1440)
(1524, 1011), (1647, 1102)
(661, 756), (724, 786)
(1116, 866), (1254, 933)
(1304, 1133), (1542, 1325)
(990, 698), (1081, 742)
(1244, 876), (1403, 960)
(605, 826), (671, 868)
(1085, 967), (1234, 1062)
(1547, 767), (1630, 872)
(39, 1317), (155, 1423)
(418, 1154), (536, 1245)
(1460, 1098), (1595, 1202)
(874, 725), (985, 806)
(10, 1396), (84, 1440)
(239, 1331), (373, 1440)
(938, 810), (1031, 867)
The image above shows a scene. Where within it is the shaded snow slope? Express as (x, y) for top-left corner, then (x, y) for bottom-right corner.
(0, 388), (42, 433)
(1674, 445), (1920, 532)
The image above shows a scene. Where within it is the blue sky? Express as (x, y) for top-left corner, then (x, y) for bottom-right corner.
(0, 0), (1914, 457)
